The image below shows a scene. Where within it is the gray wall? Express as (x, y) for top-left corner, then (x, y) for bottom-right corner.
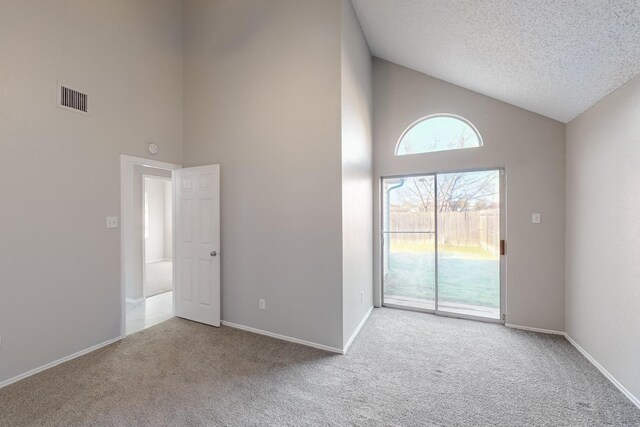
(0, 0), (183, 384)
(566, 74), (640, 400)
(372, 59), (566, 331)
(341, 0), (374, 346)
(183, 0), (345, 349)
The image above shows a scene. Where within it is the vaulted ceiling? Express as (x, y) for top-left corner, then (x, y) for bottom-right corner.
(351, 0), (640, 123)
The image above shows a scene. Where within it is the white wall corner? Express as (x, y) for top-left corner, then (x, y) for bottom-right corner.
(343, 305), (374, 354)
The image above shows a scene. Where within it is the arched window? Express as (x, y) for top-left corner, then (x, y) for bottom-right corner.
(395, 114), (483, 156)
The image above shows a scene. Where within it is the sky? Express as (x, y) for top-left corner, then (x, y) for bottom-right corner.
(396, 115), (481, 155)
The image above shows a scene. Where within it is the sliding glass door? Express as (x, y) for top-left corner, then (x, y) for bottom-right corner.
(382, 176), (436, 310)
(382, 169), (503, 321)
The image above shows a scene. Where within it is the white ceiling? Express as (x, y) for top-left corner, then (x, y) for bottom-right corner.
(351, 0), (640, 123)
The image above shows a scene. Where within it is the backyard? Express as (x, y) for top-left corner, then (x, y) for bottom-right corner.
(384, 241), (500, 314)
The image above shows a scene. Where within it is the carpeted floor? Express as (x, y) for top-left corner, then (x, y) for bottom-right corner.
(1, 308), (639, 426)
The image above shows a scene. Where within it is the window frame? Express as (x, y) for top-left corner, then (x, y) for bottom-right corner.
(394, 113), (484, 156)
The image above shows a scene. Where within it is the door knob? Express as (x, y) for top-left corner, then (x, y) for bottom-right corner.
(210, 251), (217, 257)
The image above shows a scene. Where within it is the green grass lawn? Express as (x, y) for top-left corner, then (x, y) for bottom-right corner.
(384, 243), (500, 309)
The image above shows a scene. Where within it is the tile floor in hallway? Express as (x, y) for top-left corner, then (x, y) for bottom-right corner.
(126, 291), (174, 335)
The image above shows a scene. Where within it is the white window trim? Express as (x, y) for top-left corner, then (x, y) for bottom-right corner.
(394, 113), (484, 156)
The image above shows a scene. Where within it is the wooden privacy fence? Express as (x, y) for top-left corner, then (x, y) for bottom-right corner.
(389, 209), (500, 255)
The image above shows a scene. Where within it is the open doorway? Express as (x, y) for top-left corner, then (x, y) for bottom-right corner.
(143, 176), (173, 298)
(120, 155), (181, 336)
(121, 155), (222, 336)
(126, 170), (174, 335)
(123, 175), (174, 334)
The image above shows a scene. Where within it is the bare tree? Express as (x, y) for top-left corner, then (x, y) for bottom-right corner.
(406, 172), (497, 213)
(400, 127), (477, 155)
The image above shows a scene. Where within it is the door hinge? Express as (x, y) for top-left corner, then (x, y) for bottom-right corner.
(500, 240), (505, 256)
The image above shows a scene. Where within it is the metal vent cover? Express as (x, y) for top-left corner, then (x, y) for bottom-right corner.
(57, 82), (88, 114)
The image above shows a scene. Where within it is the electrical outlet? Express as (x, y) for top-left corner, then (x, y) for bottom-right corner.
(361, 291), (364, 302)
(259, 299), (266, 310)
(106, 216), (118, 229)
(532, 213), (541, 224)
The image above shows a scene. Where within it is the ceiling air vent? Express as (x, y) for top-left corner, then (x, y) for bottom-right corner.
(57, 82), (89, 115)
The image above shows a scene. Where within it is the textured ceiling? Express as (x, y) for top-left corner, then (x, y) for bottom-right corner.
(351, 0), (640, 123)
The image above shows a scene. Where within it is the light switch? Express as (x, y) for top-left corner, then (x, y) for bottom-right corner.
(532, 213), (541, 224)
(106, 216), (119, 229)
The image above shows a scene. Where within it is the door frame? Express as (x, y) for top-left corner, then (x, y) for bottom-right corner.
(120, 155), (181, 337)
(379, 166), (506, 324)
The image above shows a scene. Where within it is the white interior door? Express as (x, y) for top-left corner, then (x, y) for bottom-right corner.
(174, 164), (220, 326)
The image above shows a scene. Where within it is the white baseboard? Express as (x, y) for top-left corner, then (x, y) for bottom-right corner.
(4, 317), (636, 412)
(0, 336), (123, 390)
(145, 259), (171, 264)
(505, 323), (565, 335)
(221, 321), (344, 354)
(565, 334), (640, 409)
(343, 306), (373, 354)
(505, 323), (639, 409)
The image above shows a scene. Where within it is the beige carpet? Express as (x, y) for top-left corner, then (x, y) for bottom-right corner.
(1, 308), (639, 426)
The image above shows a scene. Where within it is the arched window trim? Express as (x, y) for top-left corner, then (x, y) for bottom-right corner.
(394, 113), (484, 156)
